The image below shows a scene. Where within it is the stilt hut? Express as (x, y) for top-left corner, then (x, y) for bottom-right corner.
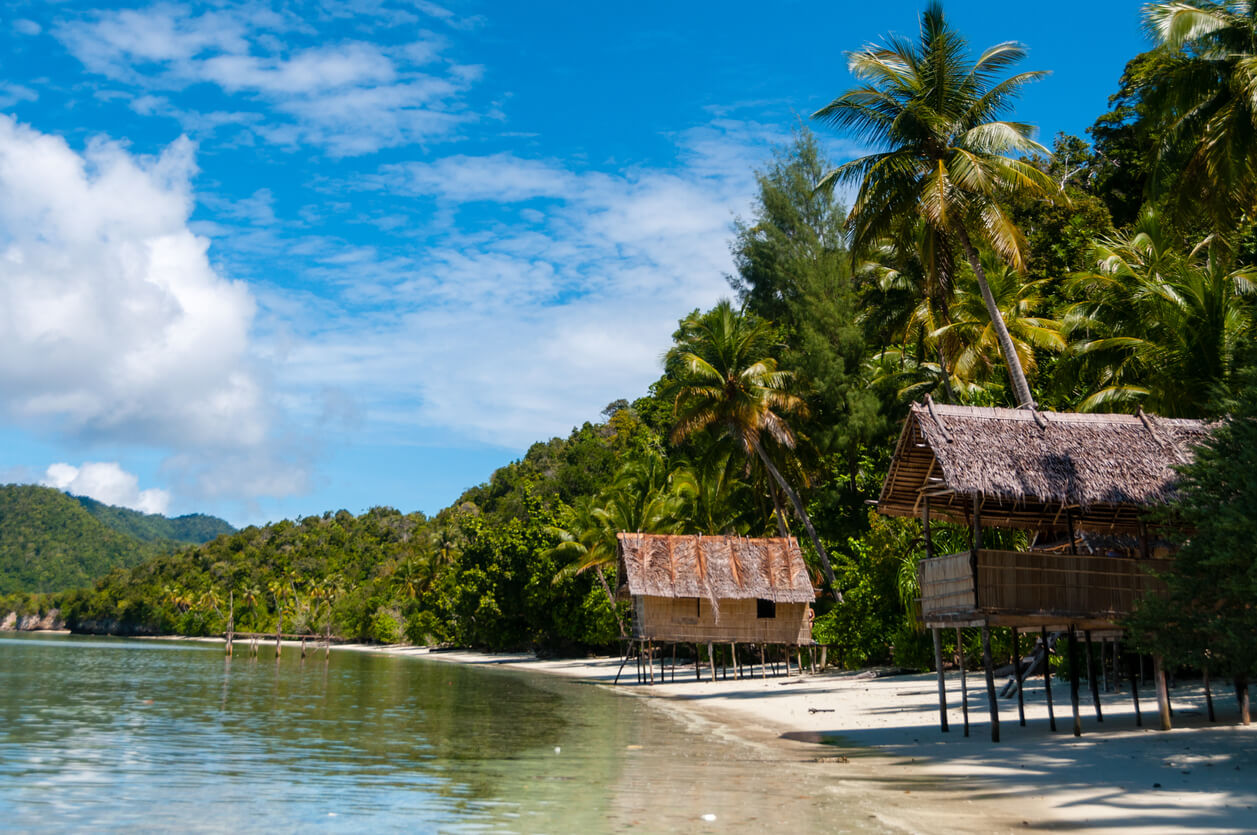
(615, 533), (815, 681)
(876, 398), (1209, 739)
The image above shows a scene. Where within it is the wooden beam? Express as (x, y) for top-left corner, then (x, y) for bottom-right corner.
(1086, 630), (1103, 722)
(1069, 626), (1082, 736)
(1013, 627), (1025, 727)
(957, 627), (970, 737)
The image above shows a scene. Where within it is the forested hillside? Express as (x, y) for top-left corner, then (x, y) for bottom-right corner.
(0, 486), (168, 595)
(39, 2), (1257, 665)
(74, 495), (234, 545)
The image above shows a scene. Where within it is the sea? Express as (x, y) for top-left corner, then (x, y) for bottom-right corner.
(0, 633), (879, 833)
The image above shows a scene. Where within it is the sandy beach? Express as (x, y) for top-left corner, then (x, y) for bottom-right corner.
(336, 644), (1257, 833)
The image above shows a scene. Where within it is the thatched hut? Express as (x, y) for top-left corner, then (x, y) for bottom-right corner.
(877, 398), (1209, 738)
(616, 533), (814, 646)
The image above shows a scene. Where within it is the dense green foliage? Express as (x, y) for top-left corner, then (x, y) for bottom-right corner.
(74, 495), (234, 545)
(9, 3), (1255, 668)
(0, 485), (170, 595)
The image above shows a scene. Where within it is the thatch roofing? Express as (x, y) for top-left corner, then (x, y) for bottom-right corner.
(877, 400), (1210, 534)
(616, 533), (815, 605)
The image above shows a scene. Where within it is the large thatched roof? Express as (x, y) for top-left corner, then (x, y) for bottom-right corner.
(877, 400), (1210, 534)
(616, 533), (815, 605)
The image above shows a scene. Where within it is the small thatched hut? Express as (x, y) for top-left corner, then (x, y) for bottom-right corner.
(877, 399), (1209, 738)
(616, 533), (814, 646)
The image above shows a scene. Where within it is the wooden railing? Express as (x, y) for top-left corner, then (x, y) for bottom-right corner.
(918, 549), (1170, 624)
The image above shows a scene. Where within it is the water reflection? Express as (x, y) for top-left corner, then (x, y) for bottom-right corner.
(0, 634), (877, 833)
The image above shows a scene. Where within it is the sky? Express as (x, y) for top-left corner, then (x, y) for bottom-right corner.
(0, 0), (1152, 526)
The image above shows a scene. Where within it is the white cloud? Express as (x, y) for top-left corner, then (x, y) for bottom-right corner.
(57, 4), (474, 156)
(12, 19), (41, 37)
(0, 115), (266, 452)
(43, 461), (171, 515)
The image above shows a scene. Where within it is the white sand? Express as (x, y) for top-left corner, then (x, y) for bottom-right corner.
(348, 645), (1257, 833)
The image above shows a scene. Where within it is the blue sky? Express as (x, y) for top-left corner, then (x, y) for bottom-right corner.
(0, 1), (1150, 526)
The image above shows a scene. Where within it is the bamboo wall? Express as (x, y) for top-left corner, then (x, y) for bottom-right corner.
(919, 548), (1171, 626)
(632, 595), (811, 644)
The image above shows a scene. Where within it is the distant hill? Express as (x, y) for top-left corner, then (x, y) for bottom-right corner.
(73, 495), (234, 545)
(0, 484), (235, 595)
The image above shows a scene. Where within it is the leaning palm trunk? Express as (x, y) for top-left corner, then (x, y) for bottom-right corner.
(955, 225), (1036, 409)
(595, 566), (627, 638)
(750, 437), (842, 603)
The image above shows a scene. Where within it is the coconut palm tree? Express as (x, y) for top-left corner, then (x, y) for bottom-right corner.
(812, 1), (1058, 409)
(667, 301), (841, 601)
(1141, 1), (1257, 235)
(1063, 208), (1255, 416)
(932, 251), (1065, 389)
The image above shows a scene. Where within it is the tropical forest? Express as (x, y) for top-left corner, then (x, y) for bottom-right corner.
(5, 1), (1255, 675)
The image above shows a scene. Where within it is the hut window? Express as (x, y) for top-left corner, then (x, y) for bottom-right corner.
(756, 599), (776, 619)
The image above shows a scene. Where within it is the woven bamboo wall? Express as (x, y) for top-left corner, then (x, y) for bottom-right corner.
(975, 549), (1170, 619)
(632, 595), (811, 644)
(918, 552), (975, 617)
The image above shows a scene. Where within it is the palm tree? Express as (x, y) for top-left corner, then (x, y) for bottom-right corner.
(932, 251), (1065, 389)
(1063, 208), (1255, 416)
(812, 1), (1058, 409)
(1142, 1), (1257, 235)
(668, 301), (841, 601)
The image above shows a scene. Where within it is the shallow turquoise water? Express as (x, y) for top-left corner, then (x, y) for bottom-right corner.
(0, 634), (867, 833)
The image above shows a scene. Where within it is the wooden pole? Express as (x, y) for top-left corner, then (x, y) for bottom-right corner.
(707, 641), (716, 682)
(1042, 627), (1057, 732)
(933, 628), (949, 732)
(1129, 657), (1142, 727)
(1236, 675), (1250, 725)
(1085, 630), (1102, 722)
(1069, 627), (1082, 736)
(226, 591), (234, 657)
(730, 643), (739, 680)
(1203, 664), (1215, 722)
(957, 627), (969, 737)
(695, 644), (701, 681)
(1100, 639), (1109, 693)
(982, 626), (1000, 743)
(1013, 627), (1025, 727)
(760, 643), (766, 679)
(1153, 654), (1172, 731)
(672, 643), (677, 683)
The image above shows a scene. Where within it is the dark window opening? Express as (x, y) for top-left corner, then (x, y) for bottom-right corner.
(756, 599), (776, 619)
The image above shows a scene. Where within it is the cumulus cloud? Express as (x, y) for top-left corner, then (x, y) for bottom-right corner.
(43, 461), (171, 515)
(0, 115), (266, 450)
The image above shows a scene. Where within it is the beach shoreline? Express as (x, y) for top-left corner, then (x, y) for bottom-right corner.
(71, 634), (1257, 831)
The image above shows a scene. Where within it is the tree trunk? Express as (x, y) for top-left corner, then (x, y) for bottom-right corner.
(750, 437), (841, 603)
(768, 483), (790, 537)
(595, 566), (627, 638)
(953, 224), (1036, 409)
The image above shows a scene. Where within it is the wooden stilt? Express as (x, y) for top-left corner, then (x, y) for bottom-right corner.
(695, 644), (701, 681)
(1153, 654), (1172, 730)
(1113, 638), (1122, 692)
(1236, 675), (1250, 725)
(730, 643), (738, 680)
(1085, 630), (1102, 722)
(707, 641), (716, 682)
(1069, 627), (1082, 736)
(760, 643), (766, 679)
(1129, 659), (1142, 726)
(957, 627), (969, 737)
(1204, 664), (1215, 722)
(1041, 627), (1056, 732)
(1100, 639), (1109, 693)
(982, 626), (1000, 743)
(672, 643), (677, 683)
(1013, 627), (1025, 727)
(932, 628), (949, 733)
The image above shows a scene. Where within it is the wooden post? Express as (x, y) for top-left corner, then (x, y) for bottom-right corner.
(1236, 675), (1250, 725)
(982, 626), (1000, 743)
(1100, 639), (1109, 693)
(923, 497), (934, 559)
(672, 643), (677, 683)
(1013, 627), (1025, 727)
(760, 643), (766, 679)
(1041, 627), (1057, 732)
(932, 628), (949, 732)
(1085, 630), (1102, 722)
(1153, 654), (1172, 731)
(301, 636), (307, 659)
(730, 643), (739, 680)
(957, 627), (969, 737)
(226, 591), (234, 657)
(1129, 657), (1142, 727)
(1065, 507), (1078, 554)
(275, 620), (282, 658)
(1069, 627), (1082, 737)
(325, 625), (331, 660)
(1203, 664), (1215, 722)
(707, 641), (716, 682)
(695, 644), (701, 681)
